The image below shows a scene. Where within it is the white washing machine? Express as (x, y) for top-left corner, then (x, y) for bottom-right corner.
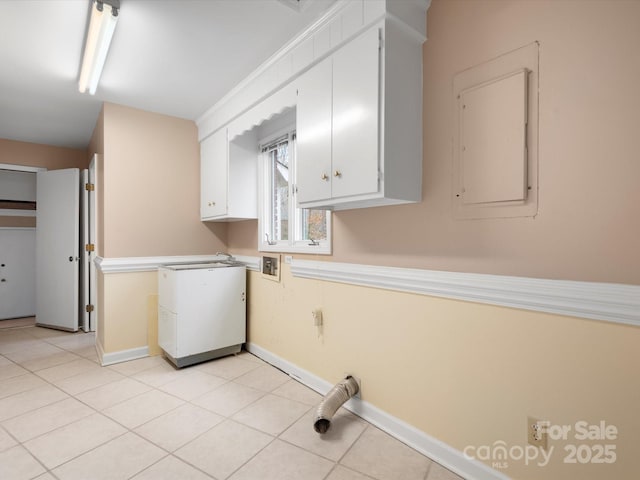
(158, 261), (246, 368)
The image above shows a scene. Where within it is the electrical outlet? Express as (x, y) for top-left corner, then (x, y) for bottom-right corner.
(528, 416), (549, 450)
(312, 308), (323, 326)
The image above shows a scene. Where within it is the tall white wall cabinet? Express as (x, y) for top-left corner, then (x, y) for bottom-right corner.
(200, 127), (258, 221)
(297, 19), (423, 210)
(200, 128), (229, 220)
(198, 0), (429, 219)
(296, 27), (382, 207)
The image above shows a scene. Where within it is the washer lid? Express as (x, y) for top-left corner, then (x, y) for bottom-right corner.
(161, 261), (244, 271)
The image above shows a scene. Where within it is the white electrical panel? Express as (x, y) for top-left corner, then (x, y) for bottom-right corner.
(453, 42), (539, 220)
(460, 70), (528, 205)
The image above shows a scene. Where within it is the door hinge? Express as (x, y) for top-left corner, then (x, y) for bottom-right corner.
(85, 183), (95, 191)
(85, 304), (94, 313)
(85, 244), (95, 252)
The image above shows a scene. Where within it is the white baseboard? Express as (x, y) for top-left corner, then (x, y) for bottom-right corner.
(246, 342), (509, 480)
(97, 343), (149, 366)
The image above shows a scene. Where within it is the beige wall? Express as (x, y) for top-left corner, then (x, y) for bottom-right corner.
(97, 270), (160, 355)
(101, 271), (157, 353)
(93, 103), (228, 354)
(0, 138), (88, 228)
(228, 2), (640, 479)
(101, 102), (226, 258)
(248, 265), (639, 479)
(230, 0), (640, 286)
(0, 138), (88, 170)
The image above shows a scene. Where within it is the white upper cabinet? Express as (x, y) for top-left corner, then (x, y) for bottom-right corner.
(200, 127), (257, 222)
(197, 1), (428, 214)
(296, 56), (332, 204)
(330, 26), (380, 200)
(297, 27), (380, 206)
(200, 85), (296, 223)
(200, 128), (228, 219)
(296, 20), (423, 210)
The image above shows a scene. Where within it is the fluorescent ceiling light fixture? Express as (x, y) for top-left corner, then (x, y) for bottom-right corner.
(78, 0), (120, 95)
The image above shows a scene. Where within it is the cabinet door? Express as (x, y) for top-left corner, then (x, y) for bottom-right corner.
(296, 56), (333, 204)
(200, 129), (228, 219)
(332, 27), (380, 199)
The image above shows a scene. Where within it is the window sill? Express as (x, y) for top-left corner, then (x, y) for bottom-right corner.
(258, 242), (332, 255)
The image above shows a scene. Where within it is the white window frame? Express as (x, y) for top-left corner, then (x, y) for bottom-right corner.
(258, 126), (332, 254)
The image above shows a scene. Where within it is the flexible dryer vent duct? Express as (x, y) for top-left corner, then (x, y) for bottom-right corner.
(313, 376), (359, 434)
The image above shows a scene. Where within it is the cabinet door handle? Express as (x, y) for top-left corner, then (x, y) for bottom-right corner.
(320, 173), (328, 181)
(208, 201), (216, 207)
(334, 170), (342, 178)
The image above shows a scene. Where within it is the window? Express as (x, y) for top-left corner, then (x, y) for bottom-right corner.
(258, 128), (331, 254)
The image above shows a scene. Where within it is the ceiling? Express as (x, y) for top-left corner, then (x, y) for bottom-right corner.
(0, 0), (336, 149)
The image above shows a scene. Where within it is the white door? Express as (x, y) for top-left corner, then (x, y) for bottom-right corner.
(81, 169), (90, 332)
(0, 228), (36, 319)
(79, 158), (98, 332)
(88, 157), (97, 332)
(36, 169), (80, 331)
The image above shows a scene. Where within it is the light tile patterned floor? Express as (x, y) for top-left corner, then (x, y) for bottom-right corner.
(0, 324), (464, 480)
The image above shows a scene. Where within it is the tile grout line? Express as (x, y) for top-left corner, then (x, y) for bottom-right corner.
(164, 361), (309, 479)
(3, 329), (447, 480)
(126, 366), (283, 478)
(43, 430), (131, 475)
(208, 423), (278, 480)
(41, 366), (215, 479)
(10, 337), (284, 459)
(50, 352), (270, 479)
(221, 361), (374, 479)
(24, 352), (191, 478)
(191, 355), (379, 480)
(0, 327), (145, 479)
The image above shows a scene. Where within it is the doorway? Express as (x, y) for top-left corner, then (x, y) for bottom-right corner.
(0, 164), (41, 322)
(0, 162), (96, 331)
